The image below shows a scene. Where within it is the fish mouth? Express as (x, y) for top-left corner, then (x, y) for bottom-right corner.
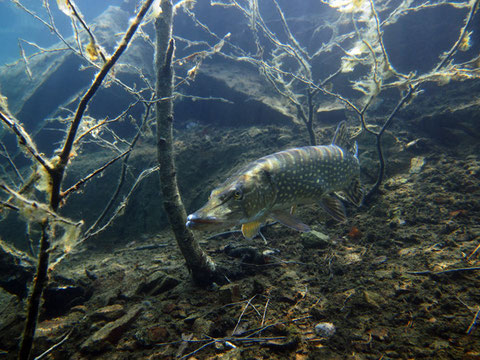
(186, 214), (223, 229)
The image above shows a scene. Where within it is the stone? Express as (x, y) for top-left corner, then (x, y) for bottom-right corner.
(43, 282), (90, 317)
(145, 326), (169, 343)
(218, 283), (240, 304)
(363, 290), (384, 309)
(81, 304), (142, 353)
(409, 156), (426, 173)
(0, 288), (23, 350)
(192, 318), (214, 337)
(184, 313), (200, 325)
(90, 304), (126, 322)
(301, 230), (330, 249)
(314, 322), (336, 337)
(0, 239), (34, 298)
(135, 271), (181, 296)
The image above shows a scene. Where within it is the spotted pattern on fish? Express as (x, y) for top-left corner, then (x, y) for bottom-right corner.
(186, 121), (363, 238)
(242, 144), (358, 209)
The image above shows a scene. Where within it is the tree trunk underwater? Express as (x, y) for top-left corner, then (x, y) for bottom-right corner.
(154, 0), (219, 285)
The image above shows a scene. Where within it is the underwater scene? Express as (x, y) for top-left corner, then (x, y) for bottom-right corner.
(0, 0), (479, 359)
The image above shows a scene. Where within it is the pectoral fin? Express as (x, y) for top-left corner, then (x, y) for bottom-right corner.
(241, 221), (262, 240)
(320, 195), (347, 223)
(343, 178), (364, 206)
(271, 210), (311, 232)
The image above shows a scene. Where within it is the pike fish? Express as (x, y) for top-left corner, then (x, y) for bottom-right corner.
(186, 121), (363, 239)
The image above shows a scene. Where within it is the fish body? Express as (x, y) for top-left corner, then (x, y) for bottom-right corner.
(186, 122), (363, 239)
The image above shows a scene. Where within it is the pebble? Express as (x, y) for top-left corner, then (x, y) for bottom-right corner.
(314, 322), (336, 337)
(409, 156), (425, 173)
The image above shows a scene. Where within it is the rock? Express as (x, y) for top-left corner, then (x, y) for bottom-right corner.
(0, 288), (23, 350)
(192, 317), (214, 337)
(213, 348), (242, 359)
(135, 325), (170, 346)
(301, 230), (330, 249)
(184, 313), (199, 325)
(146, 326), (169, 343)
(265, 325), (301, 350)
(363, 290), (384, 309)
(0, 239), (34, 298)
(162, 303), (177, 314)
(218, 283), (240, 304)
(135, 271), (181, 296)
(314, 322), (336, 337)
(34, 311), (85, 352)
(223, 244), (266, 264)
(81, 304), (142, 353)
(371, 255), (388, 265)
(368, 327), (389, 341)
(409, 156), (426, 173)
(36, 312), (83, 339)
(90, 304), (126, 322)
(179, 62), (295, 128)
(43, 282), (90, 318)
(310, 307), (327, 321)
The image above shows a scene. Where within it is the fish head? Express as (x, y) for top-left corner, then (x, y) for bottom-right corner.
(186, 169), (273, 231)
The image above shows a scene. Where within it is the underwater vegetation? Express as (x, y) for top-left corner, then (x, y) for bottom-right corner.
(0, 0), (479, 358)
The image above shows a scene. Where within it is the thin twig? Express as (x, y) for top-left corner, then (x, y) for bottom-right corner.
(232, 295), (257, 335)
(466, 243), (480, 261)
(79, 166), (159, 242)
(179, 340), (216, 360)
(33, 329), (73, 360)
(0, 111), (52, 172)
(466, 309), (480, 335)
(434, 0), (480, 71)
(50, 0), (156, 211)
(0, 200), (20, 212)
(407, 267), (480, 276)
(66, 0), (107, 63)
(82, 98), (154, 240)
(61, 149), (131, 199)
(261, 298), (269, 327)
(0, 183), (81, 227)
(0, 142), (24, 184)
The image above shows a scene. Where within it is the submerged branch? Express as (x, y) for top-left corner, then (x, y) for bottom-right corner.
(50, 0), (155, 211)
(0, 110), (52, 172)
(61, 149), (131, 200)
(155, 0), (219, 285)
(434, 0), (479, 71)
(79, 166), (159, 242)
(18, 220), (50, 360)
(82, 99), (154, 240)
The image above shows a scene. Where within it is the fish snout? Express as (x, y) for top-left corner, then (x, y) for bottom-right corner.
(186, 213), (220, 229)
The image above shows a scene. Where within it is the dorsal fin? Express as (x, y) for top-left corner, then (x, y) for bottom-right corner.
(331, 121), (350, 150)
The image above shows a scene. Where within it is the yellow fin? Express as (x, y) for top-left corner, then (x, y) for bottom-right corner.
(241, 221), (262, 240)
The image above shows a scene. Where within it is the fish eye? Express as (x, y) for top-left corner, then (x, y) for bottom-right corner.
(233, 189), (243, 200)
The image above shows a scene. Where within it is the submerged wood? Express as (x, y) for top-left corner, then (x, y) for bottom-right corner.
(154, 0), (217, 285)
(16, 1), (156, 359)
(17, 221), (49, 360)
